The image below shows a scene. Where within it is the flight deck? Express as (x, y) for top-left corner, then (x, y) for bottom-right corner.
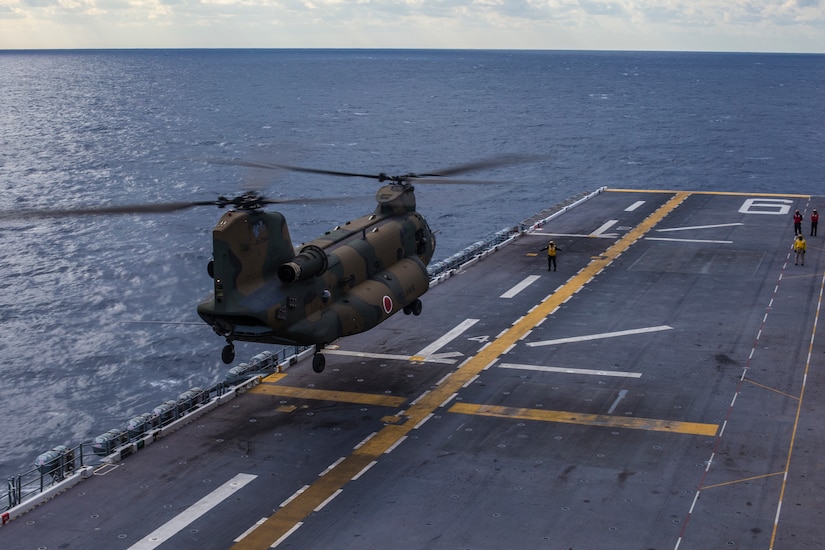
(3, 189), (824, 550)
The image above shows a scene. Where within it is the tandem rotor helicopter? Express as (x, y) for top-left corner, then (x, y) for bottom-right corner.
(4, 156), (530, 373)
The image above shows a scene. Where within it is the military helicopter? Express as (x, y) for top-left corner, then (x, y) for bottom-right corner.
(3, 156), (526, 373)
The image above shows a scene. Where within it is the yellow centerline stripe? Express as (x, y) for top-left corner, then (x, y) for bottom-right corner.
(449, 403), (719, 436)
(233, 191), (691, 550)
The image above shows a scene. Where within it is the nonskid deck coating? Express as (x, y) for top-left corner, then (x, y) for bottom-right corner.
(3, 189), (823, 550)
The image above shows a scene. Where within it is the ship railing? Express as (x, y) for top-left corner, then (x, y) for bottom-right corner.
(1, 345), (312, 521)
(3, 443), (90, 523)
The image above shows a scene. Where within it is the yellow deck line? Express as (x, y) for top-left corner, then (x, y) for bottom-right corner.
(702, 471), (784, 491)
(232, 191), (697, 550)
(250, 383), (407, 408)
(449, 403), (719, 436)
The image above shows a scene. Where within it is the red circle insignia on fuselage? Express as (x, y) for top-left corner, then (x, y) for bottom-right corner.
(382, 296), (393, 314)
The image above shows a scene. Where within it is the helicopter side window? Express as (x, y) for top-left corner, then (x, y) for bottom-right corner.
(415, 229), (426, 255)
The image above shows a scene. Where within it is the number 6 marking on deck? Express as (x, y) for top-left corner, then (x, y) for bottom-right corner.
(739, 198), (792, 215)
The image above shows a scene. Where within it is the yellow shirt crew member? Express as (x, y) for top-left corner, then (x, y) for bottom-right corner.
(546, 241), (560, 271)
(793, 235), (806, 265)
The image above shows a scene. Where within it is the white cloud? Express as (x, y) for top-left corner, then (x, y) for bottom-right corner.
(0, 0), (824, 51)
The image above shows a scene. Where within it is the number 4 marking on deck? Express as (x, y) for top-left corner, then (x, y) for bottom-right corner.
(468, 335), (489, 343)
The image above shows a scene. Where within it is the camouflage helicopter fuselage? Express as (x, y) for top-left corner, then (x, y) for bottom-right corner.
(197, 184), (435, 355)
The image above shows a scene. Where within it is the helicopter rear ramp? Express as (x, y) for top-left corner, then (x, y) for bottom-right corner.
(3, 189), (824, 549)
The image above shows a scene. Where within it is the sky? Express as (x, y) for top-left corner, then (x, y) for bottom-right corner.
(1, 0), (824, 53)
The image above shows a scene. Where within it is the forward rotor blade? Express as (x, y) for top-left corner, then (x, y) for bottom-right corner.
(406, 177), (502, 185)
(0, 194), (369, 221)
(0, 200), (218, 220)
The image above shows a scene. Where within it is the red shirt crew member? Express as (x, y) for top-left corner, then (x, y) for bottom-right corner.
(793, 210), (803, 235)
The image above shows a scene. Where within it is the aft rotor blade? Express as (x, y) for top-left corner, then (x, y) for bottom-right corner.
(262, 195), (370, 205)
(418, 154), (539, 178)
(210, 159), (383, 180)
(207, 153), (541, 184)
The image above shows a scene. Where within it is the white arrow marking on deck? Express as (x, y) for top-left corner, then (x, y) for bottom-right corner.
(499, 363), (642, 378)
(590, 219), (619, 237)
(322, 319), (478, 365)
(415, 318), (479, 356)
(625, 201), (646, 212)
(129, 473), (257, 550)
(500, 275), (541, 299)
(526, 325), (672, 347)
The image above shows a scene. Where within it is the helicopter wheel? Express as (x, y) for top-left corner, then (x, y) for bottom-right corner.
(312, 353), (326, 373)
(403, 305), (412, 315)
(411, 299), (423, 316)
(221, 344), (235, 364)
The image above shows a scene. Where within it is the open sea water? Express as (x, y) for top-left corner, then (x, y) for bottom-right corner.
(1, 49), (824, 481)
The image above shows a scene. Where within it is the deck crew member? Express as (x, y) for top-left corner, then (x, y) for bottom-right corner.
(793, 210), (803, 235)
(541, 241), (561, 271)
(811, 210), (819, 236)
(793, 234), (807, 265)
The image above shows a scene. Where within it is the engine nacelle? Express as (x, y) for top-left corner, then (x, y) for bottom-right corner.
(278, 245), (328, 283)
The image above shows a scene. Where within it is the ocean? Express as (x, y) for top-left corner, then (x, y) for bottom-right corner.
(1, 49), (823, 481)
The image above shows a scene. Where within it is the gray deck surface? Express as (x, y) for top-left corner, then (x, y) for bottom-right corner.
(3, 189), (823, 550)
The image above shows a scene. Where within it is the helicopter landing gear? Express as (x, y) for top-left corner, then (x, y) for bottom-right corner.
(312, 347), (326, 373)
(221, 332), (235, 365)
(403, 299), (423, 316)
(212, 320), (236, 364)
(221, 343), (235, 364)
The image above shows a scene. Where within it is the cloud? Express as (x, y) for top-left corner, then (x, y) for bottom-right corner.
(1, 0), (824, 50)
